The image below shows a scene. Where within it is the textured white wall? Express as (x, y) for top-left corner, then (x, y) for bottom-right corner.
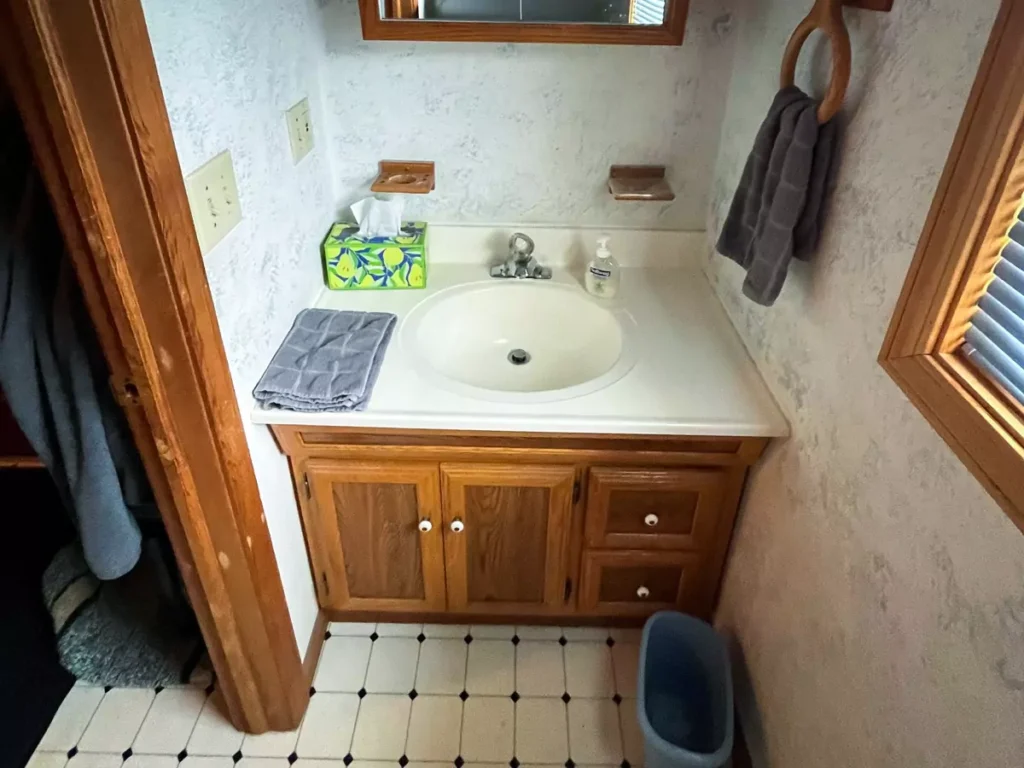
(705, 0), (1024, 765)
(317, 0), (737, 230)
(141, 0), (333, 653)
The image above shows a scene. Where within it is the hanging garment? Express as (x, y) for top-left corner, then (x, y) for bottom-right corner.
(0, 101), (145, 580)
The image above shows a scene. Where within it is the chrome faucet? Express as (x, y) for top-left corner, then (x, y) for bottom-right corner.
(489, 233), (552, 280)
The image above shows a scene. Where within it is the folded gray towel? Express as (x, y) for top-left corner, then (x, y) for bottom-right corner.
(253, 308), (396, 412)
(716, 85), (839, 306)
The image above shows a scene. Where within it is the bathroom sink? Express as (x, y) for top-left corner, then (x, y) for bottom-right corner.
(401, 280), (638, 403)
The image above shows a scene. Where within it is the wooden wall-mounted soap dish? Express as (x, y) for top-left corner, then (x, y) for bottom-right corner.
(370, 160), (435, 194)
(608, 165), (675, 202)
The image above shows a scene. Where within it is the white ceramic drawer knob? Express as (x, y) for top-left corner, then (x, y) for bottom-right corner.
(637, 585), (651, 599)
(418, 519), (432, 533)
(644, 513), (659, 527)
(450, 519), (465, 533)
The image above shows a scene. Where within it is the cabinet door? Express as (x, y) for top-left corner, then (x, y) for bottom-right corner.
(579, 550), (702, 616)
(584, 467), (727, 551)
(304, 460), (446, 612)
(440, 463), (576, 614)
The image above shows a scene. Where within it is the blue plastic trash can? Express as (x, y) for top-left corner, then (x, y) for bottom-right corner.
(637, 611), (734, 768)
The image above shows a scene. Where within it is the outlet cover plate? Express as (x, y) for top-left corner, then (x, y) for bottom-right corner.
(286, 97), (314, 163)
(185, 149), (241, 255)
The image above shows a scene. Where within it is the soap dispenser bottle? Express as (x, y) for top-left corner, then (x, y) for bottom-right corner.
(585, 234), (620, 298)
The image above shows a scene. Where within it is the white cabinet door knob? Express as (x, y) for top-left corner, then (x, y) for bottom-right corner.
(450, 519), (465, 533)
(636, 585), (651, 599)
(418, 519), (433, 533)
(644, 513), (659, 527)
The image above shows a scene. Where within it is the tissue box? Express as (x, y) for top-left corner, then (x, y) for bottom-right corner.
(321, 222), (428, 290)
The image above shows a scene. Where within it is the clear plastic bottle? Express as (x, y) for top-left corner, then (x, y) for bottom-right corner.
(584, 234), (620, 299)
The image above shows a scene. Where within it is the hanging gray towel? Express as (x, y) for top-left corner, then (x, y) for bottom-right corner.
(0, 104), (147, 581)
(716, 86), (839, 306)
(253, 308), (396, 412)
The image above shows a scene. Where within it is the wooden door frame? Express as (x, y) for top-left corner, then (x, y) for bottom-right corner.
(0, 0), (307, 732)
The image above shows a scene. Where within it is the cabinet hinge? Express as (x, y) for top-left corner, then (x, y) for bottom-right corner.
(564, 578), (573, 601)
(304, 473), (311, 499)
(572, 480), (581, 504)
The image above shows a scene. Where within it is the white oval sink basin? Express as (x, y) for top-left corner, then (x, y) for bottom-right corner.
(401, 280), (638, 403)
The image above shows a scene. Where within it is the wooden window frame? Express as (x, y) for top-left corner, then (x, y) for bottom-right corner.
(880, 0), (1024, 535)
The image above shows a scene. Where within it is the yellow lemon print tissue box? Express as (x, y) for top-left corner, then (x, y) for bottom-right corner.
(321, 222), (428, 290)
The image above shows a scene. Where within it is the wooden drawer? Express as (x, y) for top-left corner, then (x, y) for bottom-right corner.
(584, 466), (728, 551)
(578, 550), (702, 615)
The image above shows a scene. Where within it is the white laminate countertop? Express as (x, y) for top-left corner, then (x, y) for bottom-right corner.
(251, 264), (789, 438)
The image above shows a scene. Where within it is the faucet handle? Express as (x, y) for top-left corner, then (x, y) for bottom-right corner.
(508, 232), (535, 263)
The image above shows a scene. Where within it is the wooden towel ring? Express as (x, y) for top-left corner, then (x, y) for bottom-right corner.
(780, 0), (852, 123)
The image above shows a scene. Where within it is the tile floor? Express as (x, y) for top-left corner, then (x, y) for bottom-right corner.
(27, 623), (646, 768)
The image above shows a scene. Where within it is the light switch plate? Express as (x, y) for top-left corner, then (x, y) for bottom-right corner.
(185, 149), (241, 255)
(286, 97), (314, 163)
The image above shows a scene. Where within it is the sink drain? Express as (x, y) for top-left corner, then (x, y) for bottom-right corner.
(508, 348), (531, 366)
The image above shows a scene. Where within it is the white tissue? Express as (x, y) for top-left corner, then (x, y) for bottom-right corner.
(351, 195), (403, 239)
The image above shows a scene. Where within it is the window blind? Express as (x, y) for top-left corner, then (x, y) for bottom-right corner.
(631, 0), (666, 25)
(963, 210), (1024, 404)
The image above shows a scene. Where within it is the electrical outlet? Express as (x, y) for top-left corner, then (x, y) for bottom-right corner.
(185, 149), (241, 255)
(286, 97), (314, 163)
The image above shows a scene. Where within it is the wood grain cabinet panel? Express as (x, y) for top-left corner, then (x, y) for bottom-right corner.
(584, 466), (727, 550)
(440, 463), (576, 614)
(579, 550), (702, 615)
(304, 460), (446, 612)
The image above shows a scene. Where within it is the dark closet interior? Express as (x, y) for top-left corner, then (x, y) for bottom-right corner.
(1, 70), (205, 768)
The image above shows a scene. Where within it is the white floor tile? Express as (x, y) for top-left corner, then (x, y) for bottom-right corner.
(26, 753), (68, 768)
(460, 696), (513, 762)
(294, 762), (353, 768)
(38, 687), (105, 751)
(187, 692), (245, 756)
(516, 642), (565, 697)
(405, 763), (453, 768)
(179, 758), (233, 768)
(515, 698), (568, 764)
(329, 622), (376, 636)
(421, 624), (468, 639)
(516, 626), (563, 641)
(133, 687), (207, 754)
(619, 699), (644, 766)
(465, 640), (515, 696)
(123, 756), (178, 768)
(568, 700), (623, 764)
(611, 643), (640, 699)
(414, 639), (467, 695)
(295, 693), (359, 759)
(376, 623), (422, 637)
(78, 688), (155, 753)
(350, 694), (411, 760)
(609, 628), (642, 645)
(236, 759), (290, 768)
(561, 627), (610, 642)
(364, 637), (419, 694)
(314, 636), (373, 692)
(241, 725), (299, 758)
(564, 643), (615, 698)
(66, 754), (121, 768)
(468, 625), (516, 639)
(405, 696), (461, 762)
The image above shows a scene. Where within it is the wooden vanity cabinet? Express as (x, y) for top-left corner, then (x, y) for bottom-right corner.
(273, 426), (767, 623)
(303, 459), (447, 612)
(441, 463), (576, 614)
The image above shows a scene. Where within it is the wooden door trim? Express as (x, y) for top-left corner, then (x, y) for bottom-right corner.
(440, 463), (576, 614)
(305, 459), (446, 612)
(584, 466), (728, 551)
(0, 0), (305, 731)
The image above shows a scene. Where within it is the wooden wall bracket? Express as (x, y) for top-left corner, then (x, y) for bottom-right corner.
(370, 160), (435, 194)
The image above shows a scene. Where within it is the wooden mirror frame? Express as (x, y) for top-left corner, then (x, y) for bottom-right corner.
(357, 0), (690, 45)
